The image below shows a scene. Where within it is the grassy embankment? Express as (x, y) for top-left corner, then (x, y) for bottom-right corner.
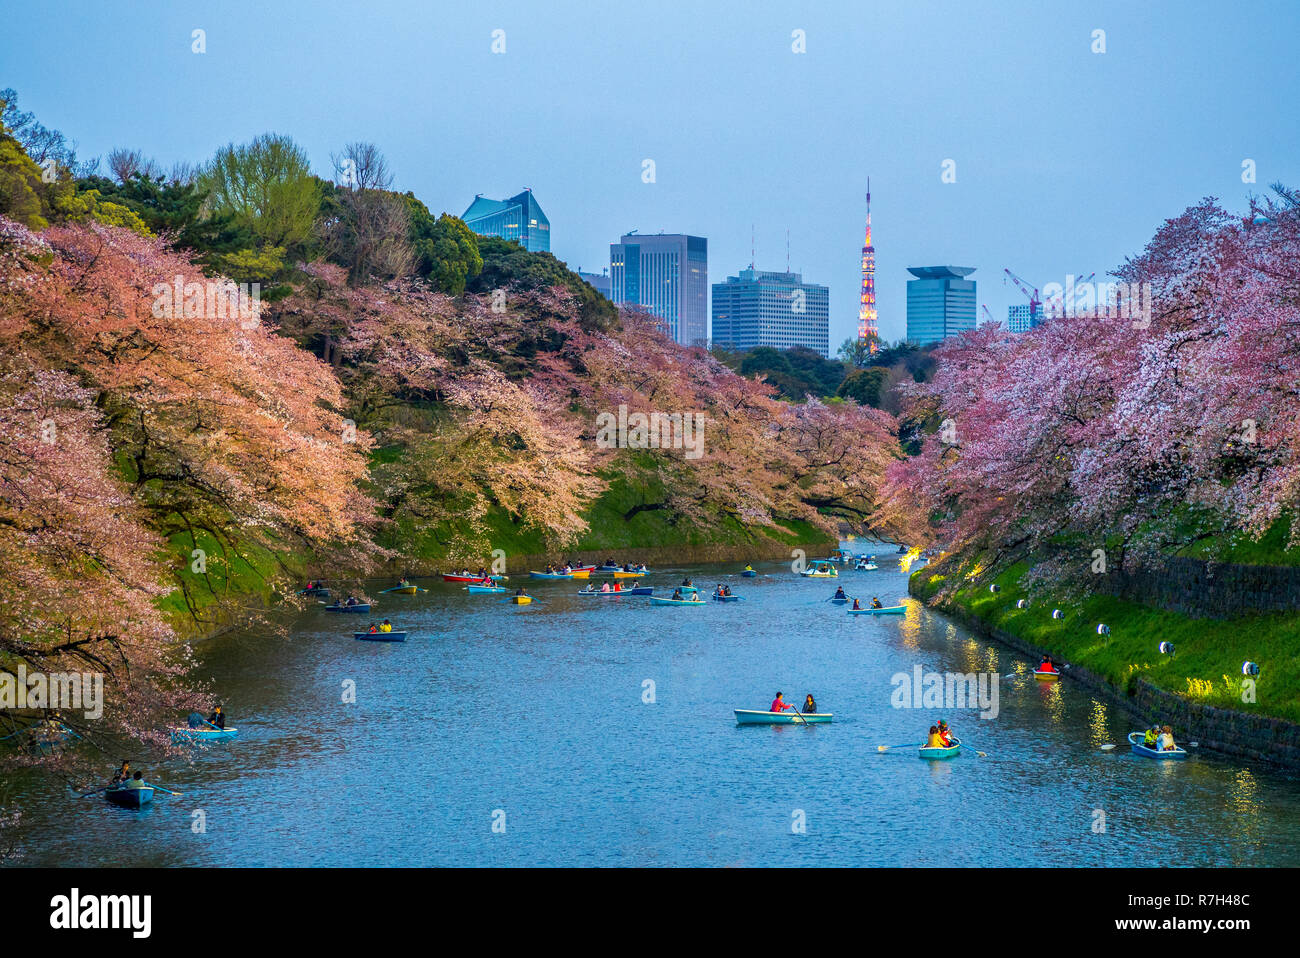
(911, 560), (1300, 724)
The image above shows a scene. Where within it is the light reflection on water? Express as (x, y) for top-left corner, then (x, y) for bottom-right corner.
(5, 547), (1300, 867)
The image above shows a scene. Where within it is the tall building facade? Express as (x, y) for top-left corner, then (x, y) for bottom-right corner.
(905, 266), (977, 346)
(609, 233), (708, 346)
(858, 179), (878, 345)
(461, 189), (550, 252)
(1006, 303), (1042, 334)
(712, 269), (830, 356)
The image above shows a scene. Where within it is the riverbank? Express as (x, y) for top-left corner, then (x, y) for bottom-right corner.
(909, 560), (1300, 769)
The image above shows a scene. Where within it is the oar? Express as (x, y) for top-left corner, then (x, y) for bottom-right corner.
(959, 741), (988, 758)
(146, 782), (183, 796)
(202, 718), (226, 732)
(877, 742), (926, 752)
(74, 785), (111, 798)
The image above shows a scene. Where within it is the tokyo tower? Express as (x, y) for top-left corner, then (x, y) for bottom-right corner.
(857, 178), (878, 347)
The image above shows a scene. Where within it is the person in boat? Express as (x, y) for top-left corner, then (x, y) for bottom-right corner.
(367, 623), (379, 634)
(600, 581), (611, 593)
(1158, 725), (1177, 751)
(769, 692), (795, 714)
(925, 725), (944, 748)
(514, 587), (526, 596)
(208, 704), (225, 729)
(125, 770), (148, 790)
(871, 597), (883, 609)
(937, 720), (953, 747)
(612, 582), (622, 592)
(111, 760), (131, 785)
(345, 595), (358, 606)
(834, 586), (847, 599)
(380, 619), (393, 633)
(851, 598), (862, 610)
(682, 577), (693, 587)
(1038, 655), (1057, 673)
(802, 693), (817, 714)
(672, 587), (684, 600)
(1143, 726), (1159, 748)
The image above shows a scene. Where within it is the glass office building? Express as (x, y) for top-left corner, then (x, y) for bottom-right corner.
(711, 269), (830, 357)
(461, 189), (550, 252)
(905, 266), (977, 346)
(1006, 302), (1042, 334)
(609, 233), (708, 346)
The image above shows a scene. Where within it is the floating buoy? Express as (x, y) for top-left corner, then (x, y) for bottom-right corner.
(1097, 623), (1110, 636)
(989, 584), (1000, 593)
(1159, 641), (1175, 656)
(1052, 609), (1064, 620)
(1016, 599), (1027, 609)
(1243, 661), (1260, 676)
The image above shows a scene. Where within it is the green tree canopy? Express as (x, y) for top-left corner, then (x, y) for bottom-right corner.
(198, 134), (322, 252)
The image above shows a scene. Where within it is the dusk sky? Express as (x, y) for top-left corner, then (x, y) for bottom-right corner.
(5, 0), (1297, 346)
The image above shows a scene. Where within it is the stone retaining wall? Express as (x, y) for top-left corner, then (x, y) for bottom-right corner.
(917, 590), (1300, 770)
(1106, 555), (1300, 619)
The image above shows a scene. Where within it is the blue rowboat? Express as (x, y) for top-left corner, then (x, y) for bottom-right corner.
(1128, 732), (1188, 760)
(597, 564), (622, 572)
(105, 784), (155, 808)
(674, 585), (698, 594)
(734, 710), (832, 725)
(466, 584), (507, 594)
(529, 571), (573, 580)
(577, 586), (653, 596)
(297, 586), (330, 598)
(831, 596), (848, 605)
(355, 631), (407, 642)
(741, 569), (757, 577)
(711, 593), (741, 602)
(919, 737), (962, 760)
(650, 596), (704, 606)
(848, 605), (905, 615)
(170, 726), (237, 744)
(325, 603), (371, 613)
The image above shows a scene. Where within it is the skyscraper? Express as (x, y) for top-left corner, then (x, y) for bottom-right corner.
(578, 270), (611, 299)
(712, 268), (830, 356)
(609, 233), (708, 347)
(858, 179), (878, 345)
(461, 189), (550, 252)
(905, 266), (977, 346)
(1006, 303), (1040, 334)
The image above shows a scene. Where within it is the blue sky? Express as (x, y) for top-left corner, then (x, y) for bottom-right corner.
(4, 0), (1297, 348)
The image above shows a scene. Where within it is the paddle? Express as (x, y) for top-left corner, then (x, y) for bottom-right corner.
(145, 782), (183, 796)
(877, 742), (926, 752)
(959, 741), (988, 758)
(74, 785), (111, 798)
(202, 718), (226, 732)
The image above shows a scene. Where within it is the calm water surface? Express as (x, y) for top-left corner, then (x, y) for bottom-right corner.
(7, 547), (1300, 867)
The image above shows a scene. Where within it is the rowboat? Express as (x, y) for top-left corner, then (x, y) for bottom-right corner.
(324, 603), (371, 613)
(577, 587), (653, 596)
(919, 737), (962, 760)
(355, 631), (407, 642)
(570, 565), (597, 574)
(297, 586), (330, 598)
(800, 560), (839, 578)
(741, 569), (757, 577)
(511, 595), (533, 605)
(675, 585), (699, 594)
(597, 564), (622, 573)
(380, 585), (425, 595)
(570, 569), (591, 579)
(860, 563), (878, 571)
(848, 605), (905, 615)
(711, 592), (741, 601)
(105, 784), (155, 808)
(649, 596), (704, 606)
(529, 571), (572, 580)
(170, 725), (238, 743)
(734, 710), (832, 725)
(1128, 732), (1188, 760)
(613, 570), (645, 579)
(442, 573), (506, 583)
(466, 584), (507, 594)
(1033, 669), (1060, 681)
(831, 596), (848, 605)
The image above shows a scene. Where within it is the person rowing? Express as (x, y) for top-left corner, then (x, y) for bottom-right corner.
(1143, 726), (1159, 748)
(110, 760), (131, 785)
(208, 704), (226, 729)
(681, 577), (693, 587)
(871, 597), (883, 609)
(834, 586), (847, 600)
(1038, 655), (1057, 673)
(769, 692), (795, 714)
(744, 564), (754, 573)
(345, 595), (359, 607)
(367, 623), (379, 633)
(937, 719), (952, 747)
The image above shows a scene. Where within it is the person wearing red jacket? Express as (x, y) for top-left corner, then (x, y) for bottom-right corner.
(770, 692), (795, 714)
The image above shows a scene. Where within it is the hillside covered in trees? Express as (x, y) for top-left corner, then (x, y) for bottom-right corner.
(0, 88), (903, 768)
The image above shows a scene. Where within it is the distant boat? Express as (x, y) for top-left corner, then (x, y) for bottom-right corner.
(324, 603), (370, 614)
(734, 710), (832, 725)
(380, 584), (425, 594)
(919, 737), (962, 760)
(577, 586), (653, 596)
(1128, 732), (1188, 760)
(529, 571), (573, 580)
(848, 605), (905, 615)
(169, 726), (237, 744)
(355, 631), (407, 642)
(442, 573), (506, 583)
(466, 584), (507, 594)
(105, 784), (154, 809)
(649, 596), (704, 606)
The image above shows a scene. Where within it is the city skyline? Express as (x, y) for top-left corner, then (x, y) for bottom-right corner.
(3, 1), (1296, 347)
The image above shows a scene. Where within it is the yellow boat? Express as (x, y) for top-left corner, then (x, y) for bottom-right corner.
(570, 569), (590, 579)
(1033, 669), (1060, 681)
(511, 595), (533, 605)
(613, 570), (645, 579)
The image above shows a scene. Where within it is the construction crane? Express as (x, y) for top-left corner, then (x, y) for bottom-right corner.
(980, 304), (996, 326)
(1003, 268), (1040, 319)
(1047, 271), (1096, 316)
